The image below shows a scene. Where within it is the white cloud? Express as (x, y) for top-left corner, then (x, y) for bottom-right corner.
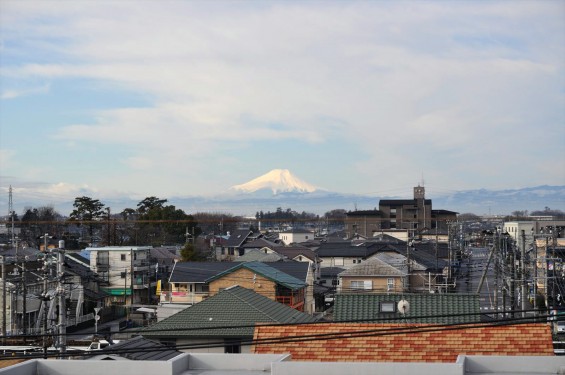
(1, 1), (563, 196)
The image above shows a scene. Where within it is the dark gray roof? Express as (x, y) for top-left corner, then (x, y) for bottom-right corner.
(142, 286), (317, 338)
(169, 261), (309, 286)
(320, 267), (345, 277)
(99, 336), (183, 360)
(333, 293), (481, 323)
(150, 247), (180, 265)
(315, 242), (372, 258)
(274, 247), (317, 262)
(65, 253), (95, 279)
(169, 262), (233, 283)
(224, 230), (254, 248)
(267, 261), (310, 283)
(242, 238), (282, 249)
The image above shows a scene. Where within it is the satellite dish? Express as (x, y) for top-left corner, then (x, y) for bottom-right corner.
(398, 300), (410, 315)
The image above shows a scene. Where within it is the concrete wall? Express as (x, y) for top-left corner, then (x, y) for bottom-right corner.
(176, 338), (252, 354)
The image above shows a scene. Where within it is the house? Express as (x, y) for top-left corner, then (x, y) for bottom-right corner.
(318, 266), (344, 289)
(315, 242), (377, 269)
(252, 322), (555, 362)
(206, 261), (308, 311)
(337, 257), (407, 294)
(278, 228), (314, 245)
(142, 285), (317, 353)
(163, 261), (314, 313)
(333, 293), (481, 323)
(86, 246), (152, 305)
(241, 238), (283, 253)
(274, 246), (320, 279)
(163, 262), (227, 305)
(219, 229), (258, 260)
(373, 252), (431, 292)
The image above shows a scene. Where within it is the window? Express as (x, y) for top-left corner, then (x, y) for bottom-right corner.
(224, 339), (241, 353)
(351, 280), (372, 290)
(121, 254), (126, 261)
(387, 278), (395, 291)
(379, 301), (396, 313)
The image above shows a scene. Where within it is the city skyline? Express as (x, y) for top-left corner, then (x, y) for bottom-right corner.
(1, 1), (564, 214)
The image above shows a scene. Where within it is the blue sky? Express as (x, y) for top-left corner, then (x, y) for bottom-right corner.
(1, 1), (564, 214)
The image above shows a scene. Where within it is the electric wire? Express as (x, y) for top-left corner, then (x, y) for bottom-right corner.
(0, 310), (559, 361)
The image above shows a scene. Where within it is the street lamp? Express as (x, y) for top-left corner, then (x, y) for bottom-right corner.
(94, 307), (101, 336)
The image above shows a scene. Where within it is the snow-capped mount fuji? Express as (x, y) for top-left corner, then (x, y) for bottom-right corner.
(229, 169), (318, 195)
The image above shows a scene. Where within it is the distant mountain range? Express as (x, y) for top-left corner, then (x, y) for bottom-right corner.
(229, 169), (317, 194)
(166, 170), (564, 217)
(4, 170), (564, 217)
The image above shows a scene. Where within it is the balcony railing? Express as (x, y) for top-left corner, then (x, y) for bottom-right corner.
(160, 291), (208, 304)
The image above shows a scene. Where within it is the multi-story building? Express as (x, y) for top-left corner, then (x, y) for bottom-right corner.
(379, 185), (432, 234)
(344, 185), (457, 239)
(86, 246), (152, 305)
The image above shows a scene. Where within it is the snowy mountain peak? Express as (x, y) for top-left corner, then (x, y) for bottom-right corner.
(230, 169), (317, 194)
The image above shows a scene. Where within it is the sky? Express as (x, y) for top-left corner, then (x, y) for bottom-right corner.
(0, 1), (564, 215)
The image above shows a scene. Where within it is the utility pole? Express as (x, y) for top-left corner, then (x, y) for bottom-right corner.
(521, 230), (527, 318)
(56, 241), (66, 357)
(21, 254), (27, 344)
(9, 186), (15, 249)
(1, 256), (6, 345)
(106, 207), (111, 246)
(493, 229), (499, 316)
(40, 233), (52, 358)
(130, 248), (134, 306)
(477, 233), (496, 295)
(510, 235), (516, 318)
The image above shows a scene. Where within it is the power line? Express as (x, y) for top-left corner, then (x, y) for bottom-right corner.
(0, 311), (558, 361)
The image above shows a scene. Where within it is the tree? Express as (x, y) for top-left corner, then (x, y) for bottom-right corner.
(69, 196), (106, 244)
(137, 196), (167, 214)
(457, 213), (481, 222)
(20, 206), (63, 247)
(135, 197), (201, 246)
(179, 242), (205, 261)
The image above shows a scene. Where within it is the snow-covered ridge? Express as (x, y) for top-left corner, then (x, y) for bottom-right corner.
(229, 169), (317, 194)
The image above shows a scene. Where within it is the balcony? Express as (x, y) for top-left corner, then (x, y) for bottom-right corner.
(160, 291), (208, 304)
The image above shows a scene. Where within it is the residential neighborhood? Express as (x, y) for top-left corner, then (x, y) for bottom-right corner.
(0, 185), (563, 374)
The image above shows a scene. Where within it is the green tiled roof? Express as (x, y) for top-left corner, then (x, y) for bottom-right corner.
(205, 261), (306, 290)
(333, 293), (481, 324)
(142, 286), (317, 339)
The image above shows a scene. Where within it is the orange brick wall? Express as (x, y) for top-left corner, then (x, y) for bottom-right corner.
(209, 268), (277, 300)
(252, 323), (554, 363)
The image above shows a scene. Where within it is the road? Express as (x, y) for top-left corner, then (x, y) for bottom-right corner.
(455, 247), (507, 313)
